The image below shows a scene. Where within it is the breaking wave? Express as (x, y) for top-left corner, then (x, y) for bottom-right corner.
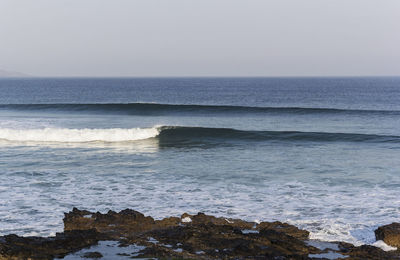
(1, 126), (399, 144)
(0, 127), (160, 143)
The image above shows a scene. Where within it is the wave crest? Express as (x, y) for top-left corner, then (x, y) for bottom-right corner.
(0, 127), (160, 142)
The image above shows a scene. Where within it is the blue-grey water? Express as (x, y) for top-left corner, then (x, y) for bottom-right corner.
(0, 77), (399, 245)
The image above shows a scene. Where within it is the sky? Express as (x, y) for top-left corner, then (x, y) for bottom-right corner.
(0, 0), (399, 77)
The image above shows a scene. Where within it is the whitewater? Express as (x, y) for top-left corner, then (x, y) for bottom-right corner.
(0, 127), (160, 142)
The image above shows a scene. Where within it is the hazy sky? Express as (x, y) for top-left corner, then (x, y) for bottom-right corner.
(1, 0), (399, 77)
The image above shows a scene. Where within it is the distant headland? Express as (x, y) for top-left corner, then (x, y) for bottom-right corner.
(0, 69), (31, 78)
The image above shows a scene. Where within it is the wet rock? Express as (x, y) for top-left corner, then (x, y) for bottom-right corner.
(128, 222), (319, 259)
(3, 208), (400, 259)
(155, 216), (181, 228)
(62, 209), (319, 259)
(257, 221), (310, 240)
(82, 251), (103, 258)
(375, 223), (400, 248)
(337, 243), (400, 260)
(181, 212), (255, 230)
(64, 208), (157, 238)
(0, 229), (100, 260)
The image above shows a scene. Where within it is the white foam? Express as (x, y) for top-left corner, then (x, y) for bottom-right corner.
(182, 217), (192, 223)
(0, 127), (160, 143)
(60, 241), (146, 259)
(148, 237), (159, 244)
(225, 218), (233, 223)
(372, 240), (397, 251)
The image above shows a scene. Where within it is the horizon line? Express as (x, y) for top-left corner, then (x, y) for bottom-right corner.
(1, 75), (400, 79)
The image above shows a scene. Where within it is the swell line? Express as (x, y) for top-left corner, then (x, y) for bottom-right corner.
(0, 103), (399, 116)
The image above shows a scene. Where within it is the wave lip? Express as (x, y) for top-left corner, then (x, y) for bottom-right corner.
(0, 127), (160, 143)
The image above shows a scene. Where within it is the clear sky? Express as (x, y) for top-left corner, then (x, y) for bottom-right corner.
(0, 0), (399, 77)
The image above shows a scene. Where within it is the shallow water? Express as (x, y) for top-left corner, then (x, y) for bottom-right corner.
(0, 77), (399, 246)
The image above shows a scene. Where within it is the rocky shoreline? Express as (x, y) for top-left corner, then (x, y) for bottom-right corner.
(1, 208), (400, 259)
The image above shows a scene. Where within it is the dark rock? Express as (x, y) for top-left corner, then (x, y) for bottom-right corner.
(64, 208), (156, 239)
(257, 221), (309, 240)
(155, 216), (181, 228)
(133, 222), (319, 259)
(181, 212), (255, 229)
(2, 208), (400, 259)
(0, 229), (100, 260)
(62, 209), (318, 259)
(375, 223), (400, 248)
(338, 243), (400, 260)
(83, 251), (103, 258)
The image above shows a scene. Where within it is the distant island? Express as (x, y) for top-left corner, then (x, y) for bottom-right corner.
(0, 69), (30, 77)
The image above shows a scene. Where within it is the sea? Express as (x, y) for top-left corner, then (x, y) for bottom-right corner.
(0, 77), (399, 246)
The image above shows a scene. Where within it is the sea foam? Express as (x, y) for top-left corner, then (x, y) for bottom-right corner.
(0, 127), (160, 142)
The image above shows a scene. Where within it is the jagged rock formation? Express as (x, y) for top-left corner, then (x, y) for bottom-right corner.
(0, 208), (399, 259)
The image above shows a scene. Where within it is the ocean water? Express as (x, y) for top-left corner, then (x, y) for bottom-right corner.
(0, 77), (400, 246)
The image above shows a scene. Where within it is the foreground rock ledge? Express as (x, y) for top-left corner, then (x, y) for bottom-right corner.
(375, 223), (400, 249)
(0, 208), (398, 259)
